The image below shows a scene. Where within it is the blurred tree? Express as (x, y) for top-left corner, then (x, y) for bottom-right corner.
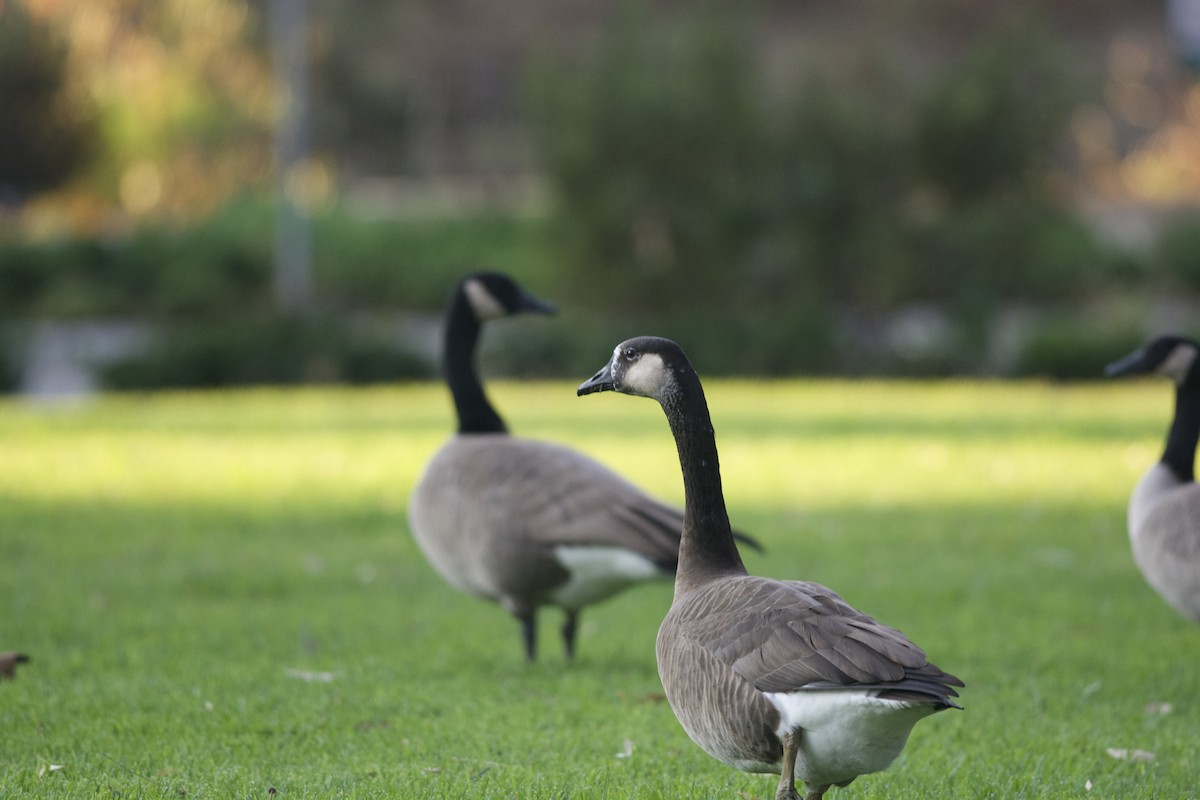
(13, 0), (275, 225)
(0, 1), (97, 205)
(532, 4), (769, 312)
(913, 12), (1079, 202)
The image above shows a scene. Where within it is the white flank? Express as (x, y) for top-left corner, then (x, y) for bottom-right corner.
(764, 689), (933, 787)
(550, 545), (665, 608)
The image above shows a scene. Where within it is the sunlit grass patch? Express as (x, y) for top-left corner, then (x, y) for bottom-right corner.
(1, 378), (1197, 798)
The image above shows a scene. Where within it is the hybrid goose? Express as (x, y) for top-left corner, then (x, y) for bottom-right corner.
(1106, 334), (1200, 623)
(578, 336), (962, 800)
(409, 274), (758, 661)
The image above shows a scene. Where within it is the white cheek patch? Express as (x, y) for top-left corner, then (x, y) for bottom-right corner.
(1161, 344), (1198, 383)
(622, 353), (668, 397)
(463, 278), (507, 320)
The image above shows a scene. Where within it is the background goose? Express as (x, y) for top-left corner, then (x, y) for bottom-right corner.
(409, 273), (759, 661)
(1106, 334), (1200, 623)
(578, 336), (962, 800)
(0, 652), (29, 680)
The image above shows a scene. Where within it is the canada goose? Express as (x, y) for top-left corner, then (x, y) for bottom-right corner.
(408, 274), (758, 661)
(1106, 334), (1200, 623)
(0, 652), (29, 680)
(578, 336), (963, 800)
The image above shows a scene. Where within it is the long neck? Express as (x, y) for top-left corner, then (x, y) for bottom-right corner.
(662, 370), (747, 596)
(443, 292), (507, 434)
(1162, 377), (1200, 482)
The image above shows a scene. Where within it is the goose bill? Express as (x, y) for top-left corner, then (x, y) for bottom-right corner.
(516, 289), (557, 315)
(578, 363), (615, 395)
(1105, 348), (1148, 377)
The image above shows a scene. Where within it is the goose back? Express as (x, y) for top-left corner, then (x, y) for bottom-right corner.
(409, 434), (686, 618)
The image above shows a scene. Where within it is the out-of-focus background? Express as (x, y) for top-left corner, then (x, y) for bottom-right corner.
(2, 0), (1199, 395)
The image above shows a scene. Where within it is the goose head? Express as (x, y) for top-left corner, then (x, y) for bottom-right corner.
(577, 336), (687, 401)
(461, 272), (557, 321)
(1106, 335), (1200, 386)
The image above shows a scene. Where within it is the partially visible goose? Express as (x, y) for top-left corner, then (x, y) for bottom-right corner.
(1106, 334), (1200, 623)
(409, 274), (758, 661)
(578, 336), (963, 800)
(0, 652), (29, 680)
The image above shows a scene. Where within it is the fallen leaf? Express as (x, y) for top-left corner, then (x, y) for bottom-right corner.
(285, 668), (334, 683)
(37, 764), (64, 777)
(615, 739), (634, 759)
(1085, 779), (1093, 791)
(1144, 702), (1173, 715)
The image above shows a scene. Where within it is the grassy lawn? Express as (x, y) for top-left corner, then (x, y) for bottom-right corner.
(1, 378), (1197, 798)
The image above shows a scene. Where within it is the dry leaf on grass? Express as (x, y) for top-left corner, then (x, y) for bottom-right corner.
(1105, 748), (1156, 762)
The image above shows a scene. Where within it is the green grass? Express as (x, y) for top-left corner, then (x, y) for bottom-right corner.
(1, 379), (1198, 798)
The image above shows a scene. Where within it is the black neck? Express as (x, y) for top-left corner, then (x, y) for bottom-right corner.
(1163, 377), (1200, 482)
(444, 291), (507, 434)
(661, 369), (747, 595)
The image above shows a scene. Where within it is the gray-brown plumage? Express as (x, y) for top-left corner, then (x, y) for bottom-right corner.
(0, 652), (30, 680)
(409, 274), (758, 661)
(579, 336), (962, 800)
(1107, 334), (1200, 622)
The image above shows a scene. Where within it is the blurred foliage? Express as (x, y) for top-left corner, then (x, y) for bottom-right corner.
(528, 5), (1132, 373)
(0, 199), (547, 320)
(0, 1), (1192, 387)
(99, 313), (433, 390)
(531, 5), (768, 312)
(5, 0), (273, 224)
(912, 12), (1078, 202)
(1151, 210), (1200, 292)
(1012, 318), (1147, 380)
(0, 2), (97, 202)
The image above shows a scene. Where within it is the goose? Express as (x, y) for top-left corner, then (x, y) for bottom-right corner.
(0, 651), (29, 680)
(408, 274), (759, 661)
(578, 336), (963, 800)
(1106, 334), (1200, 623)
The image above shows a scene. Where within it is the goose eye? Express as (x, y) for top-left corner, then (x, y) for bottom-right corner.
(623, 347), (637, 360)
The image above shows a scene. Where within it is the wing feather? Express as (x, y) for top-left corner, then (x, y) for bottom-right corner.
(675, 575), (962, 700)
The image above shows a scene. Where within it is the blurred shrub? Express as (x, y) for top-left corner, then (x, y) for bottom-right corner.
(1152, 211), (1200, 291)
(531, 5), (769, 313)
(913, 12), (1078, 202)
(529, 2), (1111, 374)
(99, 314), (432, 390)
(1012, 318), (1145, 380)
(0, 199), (545, 319)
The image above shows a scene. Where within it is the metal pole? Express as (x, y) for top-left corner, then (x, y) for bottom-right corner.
(269, 0), (313, 314)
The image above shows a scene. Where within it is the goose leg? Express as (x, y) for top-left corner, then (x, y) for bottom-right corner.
(562, 611), (579, 661)
(775, 730), (803, 800)
(520, 614), (537, 662)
